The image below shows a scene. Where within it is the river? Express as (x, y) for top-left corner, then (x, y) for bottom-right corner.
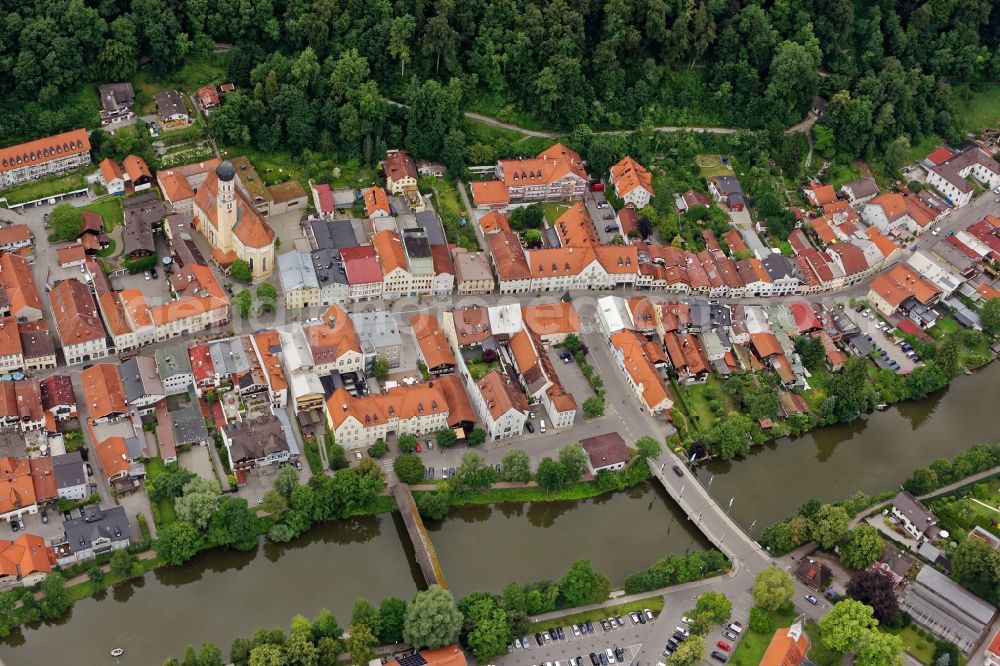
(696, 363), (1000, 530)
(2, 364), (997, 664)
(0, 485), (705, 665)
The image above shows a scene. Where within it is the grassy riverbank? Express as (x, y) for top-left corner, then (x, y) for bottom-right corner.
(531, 597), (665, 633)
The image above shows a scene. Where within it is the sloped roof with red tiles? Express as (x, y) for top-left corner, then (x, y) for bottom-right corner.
(50, 278), (105, 346)
(478, 211), (511, 235)
(81, 363), (127, 420)
(750, 332), (783, 358)
(434, 374), (476, 428)
(788, 301), (822, 333)
(0, 129), (90, 174)
(826, 243), (869, 275)
(722, 229), (749, 255)
(926, 146), (955, 165)
(610, 156), (654, 197)
(554, 203), (599, 247)
(522, 301), (580, 337)
(411, 314), (456, 370)
(0, 252), (41, 318)
(123, 155), (152, 182)
(471, 180), (510, 207)
(95, 437), (130, 480)
(487, 231), (530, 281)
(362, 186), (391, 217)
(100, 158), (123, 184)
(340, 245), (383, 285)
(372, 230), (408, 274)
(194, 170), (275, 249)
(385, 150), (418, 182)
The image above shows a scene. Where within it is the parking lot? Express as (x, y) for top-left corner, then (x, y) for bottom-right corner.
(843, 308), (918, 371)
(584, 190), (619, 245)
(544, 346), (590, 427)
(496, 611), (655, 666)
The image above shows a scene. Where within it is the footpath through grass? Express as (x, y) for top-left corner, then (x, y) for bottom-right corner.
(532, 597), (665, 633)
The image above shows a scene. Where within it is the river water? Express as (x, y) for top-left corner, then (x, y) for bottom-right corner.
(2, 364), (996, 665)
(695, 363), (1000, 530)
(0, 485), (705, 665)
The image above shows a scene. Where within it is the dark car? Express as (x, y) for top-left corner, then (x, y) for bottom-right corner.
(150, 267), (158, 279)
(672, 465), (684, 477)
(10, 519), (19, 532)
(672, 631), (686, 642)
(585, 620), (595, 633)
(525, 421), (534, 433)
(590, 654), (599, 666)
(598, 654), (608, 666)
(604, 224), (618, 233)
(614, 648), (625, 661)
(556, 627), (565, 640)
(602, 213), (613, 220)
(494, 463), (502, 474)
(710, 651), (728, 663)
(41, 510), (48, 524)
(536, 633), (544, 647)
(722, 630), (738, 641)
(637, 613), (646, 624)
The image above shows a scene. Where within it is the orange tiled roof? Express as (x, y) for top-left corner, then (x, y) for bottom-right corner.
(50, 278), (105, 345)
(373, 230), (408, 274)
(193, 171), (275, 249)
(865, 227), (898, 258)
(150, 295), (228, 326)
(807, 183), (837, 206)
(476, 370), (527, 420)
(0, 317), (22, 358)
(609, 329), (672, 410)
(411, 314), (456, 370)
(57, 243), (86, 266)
(487, 231), (530, 281)
(326, 383), (448, 429)
(509, 330), (540, 378)
(554, 203), (599, 247)
(29, 456), (56, 502)
(0, 533), (52, 578)
(499, 143), (588, 188)
(0, 457), (35, 517)
(0, 252), (42, 318)
(722, 229), (749, 255)
(760, 625), (808, 666)
(522, 302), (580, 337)
(610, 156), (654, 198)
(452, 307), (492, 346)
(868, 193), (908, 222)
(471, 180), (509, 206)
(119, 289), (154, 329)
(123, 155), (152, 182)
(0, 129), (90, 174)
(363, 186), (391, 217)
(826, 243), (869, 275)
(95, 437), (130, 480)
(253, 330), (288, 393)
(81, 363), (127, 420)
(808, 217), (837, 244)
(870, 264), (940, 309)
(478, 211), (511, 235)
(157, 158), (221, 203)
(434, 374), (477, 428)
(750, 332), (783, 358)
(305, 305), (361, 365)
(99, 158), (123, 184)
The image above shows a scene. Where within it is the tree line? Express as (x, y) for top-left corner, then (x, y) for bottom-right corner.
(2, 0), (997, 166)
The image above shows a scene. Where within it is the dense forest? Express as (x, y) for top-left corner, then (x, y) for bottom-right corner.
(0, 0), (998, 163)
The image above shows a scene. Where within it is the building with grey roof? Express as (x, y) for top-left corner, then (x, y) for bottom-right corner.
(350, 311), (402, 369)
(414, 210), (446, 246)
(52, 451), (89, 500)
(311, 218), (360, 250)
(154, 343), (194, 396)
(208, 337), (250, 377)
(221, 413), (292, 470)
(278, 250), (327, 309)
(57, 504), (130, 565)
(892, 491), (941, 542)
(170, 402), (209, 447)
(122, 191), (165, 258)
(98, 82), (135, 116)
(900, 565), (996, 654)
(119, 356), (165, 413)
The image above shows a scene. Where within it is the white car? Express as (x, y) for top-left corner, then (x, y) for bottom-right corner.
(644, 608), (654, 621)
(680, 615), (693, 625)
(674, 626), (689, 637)
(932, 227), (941, 236)
(572, 625), (581, 637)
(354, 450), (362, 460)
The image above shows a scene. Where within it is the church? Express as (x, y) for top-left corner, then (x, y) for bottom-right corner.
(192, 160), (276, 280)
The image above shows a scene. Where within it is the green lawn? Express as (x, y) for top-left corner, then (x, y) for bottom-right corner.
(541, 201), (572, 224)
(420, 176), (479, 250)
(695, 154), (734, 178)
(882, 625), (937, 665)
(729, 606), (797, 666)
(466, 360), (498, 381)
(1, 169), (89, 205)
(803, 621), (841, 666)
(826, 161), (862, 189)
(532, 597), (665, 633)
(144, 457), (178, 528)
(63, 428), (84, 452)
(80, 197), (124, 229)
(675, 377), (736, 436)
(928, 315), (961, 340)
(956, 83), (1000, 133)
(303, 435), (323, 475)
(906, 134), (944, 165)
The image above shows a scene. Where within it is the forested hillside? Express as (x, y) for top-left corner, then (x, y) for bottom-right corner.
(0, 0), (997, 162)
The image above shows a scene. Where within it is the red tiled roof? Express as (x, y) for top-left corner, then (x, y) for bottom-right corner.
(0, 129), (90, 174)
(340, 245), (383, 285)
(926, 146), (955, 165)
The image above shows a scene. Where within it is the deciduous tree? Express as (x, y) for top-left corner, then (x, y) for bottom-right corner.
(393, 454), (425, 484)
(819, 599), (878, 653)
(500, 450), (531, 482)
(403, 585), (463, 649)
(752, 567), (794, 611)
(840, 525), (883, 570)
(559, 560), (611, 606)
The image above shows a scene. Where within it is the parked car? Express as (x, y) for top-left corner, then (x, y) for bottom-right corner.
(525, 421), (535, 433)
(637, 613), (645, 624)
(602, 213), (614, 220)
(10, 519), (19, 532)
(535, 633), (544, 647)
(605, 649), (616, 664)
(598, 653), (608, 666)
(41, 510), (48, 524)
(494, 463), (502, 474)
(548, 629), (558, 641)
(672, 465), (684, 477)
(144, 271), (151, 280)
(585, 620), (595, 633)
(805, 594), (819, 605)
(150, 267), (158, 279)
(680, 615), (693, 625)
(590, 653), (600, 666)
(717, 641), (731, 652)
(644, 608), (654, 621)
(629, 612), (640, 624)
(556, 627), (565, 640)
(604, 224), (618, 233)
(675, 626), (689, 638)
(727, 622), (744, 633)
(415, 442), (421, 452)
(354, 450), (362, 460)
(614, 647), (625, 661)
(710, 651), (728, 663)
(572, 624), (581, 637)
(514, 638), (522, 649)
(601, 619), (611, 631)
(722, 630), (738, 641)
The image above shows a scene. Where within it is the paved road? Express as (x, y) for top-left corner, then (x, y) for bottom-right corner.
(918, 465), (1000, 501)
